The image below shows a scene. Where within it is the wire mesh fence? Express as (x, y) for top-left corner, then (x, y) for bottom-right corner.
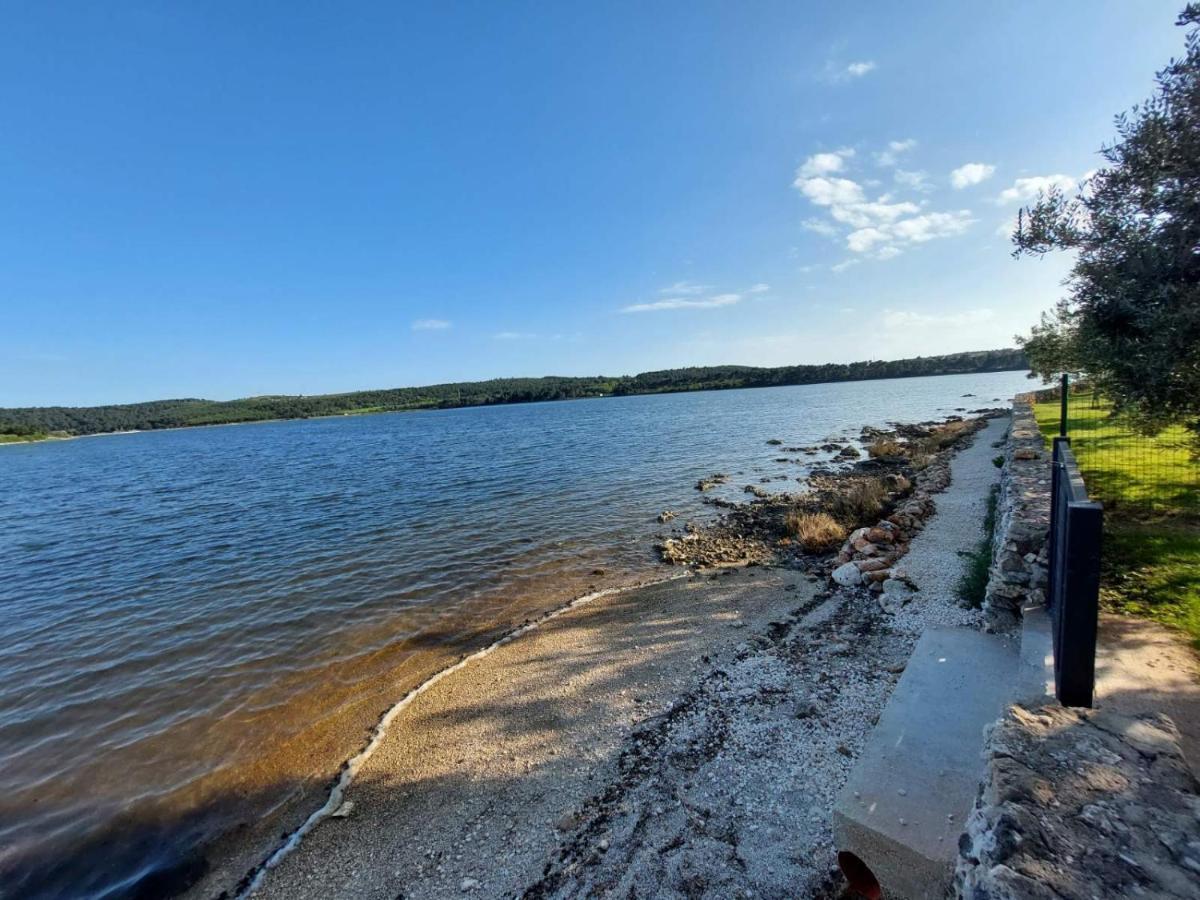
(1030, 380), (1200, 519)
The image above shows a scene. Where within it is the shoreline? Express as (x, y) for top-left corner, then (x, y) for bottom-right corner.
(3, 405), (1010, 899)
(0, 366), (1031, 446)
(236, 571), (693, 898)
(185, 412), (1009, 899)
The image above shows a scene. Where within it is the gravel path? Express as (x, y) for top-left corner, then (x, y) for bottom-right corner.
(890, 414), (1008, 636)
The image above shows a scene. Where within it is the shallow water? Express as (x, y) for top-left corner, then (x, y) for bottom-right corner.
(0, 370), (1032, 897)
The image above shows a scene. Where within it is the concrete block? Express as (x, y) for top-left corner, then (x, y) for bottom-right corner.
(833, 628), (1017, 899)
(1015, 602), (1054, 704)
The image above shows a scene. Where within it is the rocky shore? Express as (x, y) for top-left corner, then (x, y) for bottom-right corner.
(656, 414), (1001, 591)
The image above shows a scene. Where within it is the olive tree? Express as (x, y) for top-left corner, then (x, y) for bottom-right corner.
(1014, 4), (1200, 435)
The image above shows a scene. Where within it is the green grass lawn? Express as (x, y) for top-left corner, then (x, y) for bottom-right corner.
(1032, 393), (1200, 647)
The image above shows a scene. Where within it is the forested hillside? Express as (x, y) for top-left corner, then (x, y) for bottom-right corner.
(1, 348), (1027, 437)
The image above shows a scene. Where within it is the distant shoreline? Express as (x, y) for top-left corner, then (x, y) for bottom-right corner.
(1, 351), (1031, 442)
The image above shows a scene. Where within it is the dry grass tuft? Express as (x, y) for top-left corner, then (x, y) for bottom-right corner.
(925, 419), (973, 449)
(828, 478), (889, 525)
(785, 511), (847, 552)
(867, 438), (905, 459)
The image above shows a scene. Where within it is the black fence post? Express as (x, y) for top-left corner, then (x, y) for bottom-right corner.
(1055, 501), (1103, 707)
(1059, 373), (1069, 438)
(1047, 437), (1070, 605)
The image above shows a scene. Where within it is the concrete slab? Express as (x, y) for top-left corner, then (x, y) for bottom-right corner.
(1016, 602), (1055, 704)
(833, 627), (1017, 899)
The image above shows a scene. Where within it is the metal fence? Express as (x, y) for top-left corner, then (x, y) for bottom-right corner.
(1048, 437), (1103, 707)
(1040, 376), (1200, 518)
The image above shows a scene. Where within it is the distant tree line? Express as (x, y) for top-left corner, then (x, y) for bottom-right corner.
(0, 348), (1027, 438)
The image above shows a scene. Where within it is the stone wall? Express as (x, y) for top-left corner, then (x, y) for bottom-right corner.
(983, 399), (1050, 629)
(955, 703), (1200, 898)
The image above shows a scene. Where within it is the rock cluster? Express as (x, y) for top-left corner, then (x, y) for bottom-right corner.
(827, 425), (980, 594)
(657, 516), (776, 568)
(956, 703), (1200, 899)
(983, 400), (1051, 629)
(694, 473), (729, 492)
(658, 416), (989, 572)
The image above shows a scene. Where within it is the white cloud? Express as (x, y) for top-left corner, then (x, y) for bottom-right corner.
(831, 259), (861, 273)
(846, 227), (889, 253)
(412, 319), (452, 331)
(846, 61), (876, 77)
(845, 209), (974, 254)
(493, 331), (537, 340)
(621, 292), (743, 314)
(882, 308), (996, 329)
(889, 210), (975, 243)
(802, 217), (839, 238)
(794, 175), (866, 207)
(894, 169), (930, 191)
(829, 197), (920, 229)
(796, 149), (854, 178)
(876, 138), (917, 166)
(996, 174), (1076, 205)
(950, 162), (997, 189)
(623, 281), (768, 313)
(658, 281), (710, 295)
(795, 145), (977, 262)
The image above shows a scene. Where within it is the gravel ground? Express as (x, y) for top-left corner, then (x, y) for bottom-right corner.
(890, 415), (1008, 635)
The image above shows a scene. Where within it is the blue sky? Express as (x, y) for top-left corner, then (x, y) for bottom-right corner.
(0, 1), (1187, 405)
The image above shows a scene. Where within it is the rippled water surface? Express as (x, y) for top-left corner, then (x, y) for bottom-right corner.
(0, 370), (1032, 897)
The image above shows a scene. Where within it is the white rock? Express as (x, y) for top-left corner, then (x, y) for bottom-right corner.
(832, 562), (862, 586)
(460, 877), (480, 892)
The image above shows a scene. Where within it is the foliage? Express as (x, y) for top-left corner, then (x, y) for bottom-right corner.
(956, 484), (1000, 608)
(1013, 5), (1200, 438)
(0, 348), (1027, 438)
(785, 511), (847, 552)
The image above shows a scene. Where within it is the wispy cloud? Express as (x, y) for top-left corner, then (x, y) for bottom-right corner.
(493, 331), (537, 340)
(882, 308), (996, 329)
(621, 284), (768, 314)
(950, 162), (996, 189)
(875, 138), (916, 167)
(658, 281), (710, 296)
(820, 57), (877, 83)
(995, 174), (1077, 205)
(894, 169), (930, 191)
(411, 318), (452, 331)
